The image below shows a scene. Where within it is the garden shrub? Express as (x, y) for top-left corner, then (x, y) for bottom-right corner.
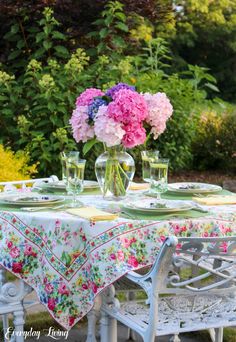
(0, 3), (233, 179)
(192, 107), (236, 172)
(0, 145), (37, 182)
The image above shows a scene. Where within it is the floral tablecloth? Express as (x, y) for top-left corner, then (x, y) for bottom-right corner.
(0, 194), (236, 330)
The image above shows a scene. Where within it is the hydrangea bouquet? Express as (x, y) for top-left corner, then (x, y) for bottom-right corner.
(70, 83), (173, 198)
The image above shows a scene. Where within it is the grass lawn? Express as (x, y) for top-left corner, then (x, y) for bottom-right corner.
(1, 311), (235, 342)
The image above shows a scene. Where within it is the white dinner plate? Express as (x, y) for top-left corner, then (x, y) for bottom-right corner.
(168, 182), (222, 194)
(123, 199), (193, 214)
(41, 180), (99, 191)
(0, 194), (65, 207)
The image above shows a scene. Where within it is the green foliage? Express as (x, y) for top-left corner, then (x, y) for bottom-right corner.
(141, 38), (172, 73)
(3, 7), (68, 72)
(172, 0), (236, 101)
(192, 106), (236, 172)
(87, 1), (128, 56)
(1, 2), (235, 178)
(0, 8), (88, 176)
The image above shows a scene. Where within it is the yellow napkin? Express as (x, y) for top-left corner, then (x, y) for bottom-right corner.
(193, 195), (236, 206)
(66, 207), (119, 221)
(129, 182), (150, 191)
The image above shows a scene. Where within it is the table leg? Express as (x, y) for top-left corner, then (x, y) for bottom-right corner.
(13, 308), (25, 342)
(86, 295), (102, 342)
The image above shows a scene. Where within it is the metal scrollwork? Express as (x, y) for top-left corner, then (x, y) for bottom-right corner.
(0, 280), (33, 304)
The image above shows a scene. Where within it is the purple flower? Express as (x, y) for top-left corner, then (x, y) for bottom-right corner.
(88, 97), (107, 121)
(106, 83), (135, 99)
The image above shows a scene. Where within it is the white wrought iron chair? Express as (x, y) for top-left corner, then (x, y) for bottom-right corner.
(0, 175), (58, 341)
(0, 267), (34, 342)
(101, 236), (236, 342)
(0, 175), (59, 193)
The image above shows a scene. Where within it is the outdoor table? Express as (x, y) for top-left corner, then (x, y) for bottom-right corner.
(0, 191), (235, 332)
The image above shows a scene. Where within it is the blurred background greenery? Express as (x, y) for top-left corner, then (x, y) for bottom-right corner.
(0, 0), (235, 180)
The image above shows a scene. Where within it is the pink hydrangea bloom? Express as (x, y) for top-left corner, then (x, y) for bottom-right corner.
(107, 89), (148, 125)
(94, 105), (125, 147)
(143, 92), (173, 139)
(69, 106), (94, 143)
(75, 88), (104, 106)
(122, 123), (146, 148)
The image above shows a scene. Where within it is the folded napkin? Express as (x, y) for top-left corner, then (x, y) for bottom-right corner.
(193, 195), (236, 206)
(129, 182), (150, 191)
(66, 207), (119, 221)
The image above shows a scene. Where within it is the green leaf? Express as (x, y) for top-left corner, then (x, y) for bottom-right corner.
(3, 31), (14, 40)
(115, 22), (128, 32)
(104, 16), (113, 26)
(11, 23), (19, 34)
(93, 19), (104, 26)
(8, 50), (21, 61)
(0, 95), (8, 101)
(4, 33), (20, 42)
(97, 42), (107, 54)
(99, 28), (109, 38)
(39, 18), (46, 26)
(83, 138), (98, 155)
(2, 109), (13, 116)
(204, 83), (219, 92)
(111, 36), (126, 48)
(36, 32), (45, 43)
(43, 41), (52, 50)
(28, 27), (40, 33)
(52, 31), (66, 40)
(33, 47), (46, 59)
(48, 102), (57, 111)
(114, 12), (126, 22)
(17, 40), (25, 49)
(44, 26), (52, 36)
(87, 31), (99, 38)
(54, 45), (69, 58)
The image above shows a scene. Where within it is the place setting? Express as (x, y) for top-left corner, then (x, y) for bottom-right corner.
(124, 151), (212, 219)
(0, 193), (66, 212)
(36, 152), (100, 195)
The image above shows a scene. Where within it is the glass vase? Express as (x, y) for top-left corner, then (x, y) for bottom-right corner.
(95, 145), (135, 200)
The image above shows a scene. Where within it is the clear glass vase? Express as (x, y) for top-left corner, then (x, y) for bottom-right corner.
(95, 145), (135, 200)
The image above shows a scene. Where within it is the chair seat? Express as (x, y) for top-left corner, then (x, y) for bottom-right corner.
(104, 293), (236, 336)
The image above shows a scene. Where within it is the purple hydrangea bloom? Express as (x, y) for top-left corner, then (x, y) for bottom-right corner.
(88, 97), (107, 121)
(106, 83), (136, 99)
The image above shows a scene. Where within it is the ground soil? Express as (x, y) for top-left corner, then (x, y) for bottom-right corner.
(169, 170), (236, 186)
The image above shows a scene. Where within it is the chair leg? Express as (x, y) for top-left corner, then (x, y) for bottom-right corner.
(209, 328), (223, 342)
(2, 314), (10, 342)
(214, 328), (223, 342)
(100, 285), (117, 342)
(13, 309), (25, 342)
(100, 310), (117, 342)
(169, 334), (181, 342)
(125, 291), (137, 341)
(86, 295), (102, 342)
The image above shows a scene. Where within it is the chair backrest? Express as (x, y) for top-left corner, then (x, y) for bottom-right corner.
(0, 175), (59, 192)
(124, 236), (236, 341)
(126, 236), (236, 297)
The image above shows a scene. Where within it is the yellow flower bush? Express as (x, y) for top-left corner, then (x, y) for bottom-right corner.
(0, 145), (37, 182)
(130, 23), (153, 42)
